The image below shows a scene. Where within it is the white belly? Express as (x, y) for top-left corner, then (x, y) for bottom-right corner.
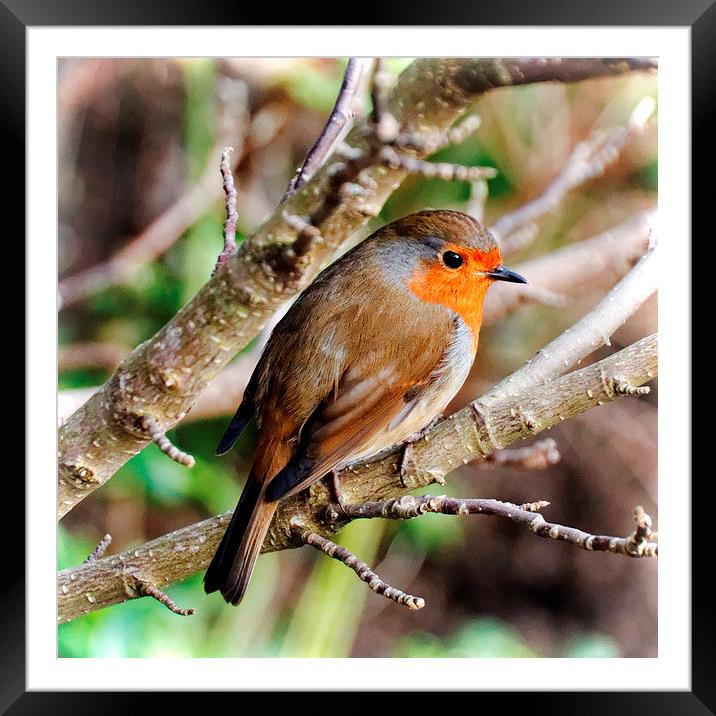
(348, 315), (475, 464)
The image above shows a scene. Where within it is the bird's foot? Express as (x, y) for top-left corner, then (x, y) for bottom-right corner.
(399, 414), (444, 487)
(402, 414), (444, 444)
(328, 468), (348, 516)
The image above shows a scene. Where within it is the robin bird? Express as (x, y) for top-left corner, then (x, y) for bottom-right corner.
(204, 209), (527, 605)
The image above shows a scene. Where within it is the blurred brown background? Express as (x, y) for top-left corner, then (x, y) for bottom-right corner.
(58, 58), (657, 658)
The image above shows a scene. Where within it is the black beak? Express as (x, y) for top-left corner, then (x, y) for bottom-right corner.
(486, 265), (528, 284)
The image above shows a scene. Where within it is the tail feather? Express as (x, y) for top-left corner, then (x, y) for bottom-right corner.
(204, 472), (277, 605)
(209, 424), (292, 605)
(265, 454), (316, 502)
(215, 399), (253, 456)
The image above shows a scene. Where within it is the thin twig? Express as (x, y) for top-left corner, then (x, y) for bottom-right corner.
(518, 500), (551, 512)
(378, 145), (497, 181)
(212, 147), (239, 274)
(143, 416), (195, 468)
(369, 58), (399, 143)
(393, 115), (482, 154)
(613, 379), (651, 396)
(370, 69), (493, 190)
(283, 58), (371, 201)
(633, 505), (658, 543)
(83, 534), (112, 564)
(466, 177), (489, 222)
(480, 438), (561, 470)
(341, 496), (658, 558)
(295, 523), (425, 610)
(479, 235), (657, 408)
(492, 96), (656, 252)
(129, 575), (195, 616)
(442, 115), (483, 147)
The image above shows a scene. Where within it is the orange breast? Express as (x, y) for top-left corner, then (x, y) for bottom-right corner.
(407, 246), (499, 352)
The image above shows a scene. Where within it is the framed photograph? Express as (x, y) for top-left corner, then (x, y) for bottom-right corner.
(12, 0), (704, 710)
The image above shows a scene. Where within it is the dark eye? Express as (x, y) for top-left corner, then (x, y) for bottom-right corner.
(442, 251), (464, 269)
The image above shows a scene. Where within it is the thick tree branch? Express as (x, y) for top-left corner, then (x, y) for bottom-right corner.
(340, 334), (656, 497)
(58, 58), (654, 520)
(58, 334), (656, 623)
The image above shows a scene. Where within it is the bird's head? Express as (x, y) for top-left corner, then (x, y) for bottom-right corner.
(370, 210), (526, 314)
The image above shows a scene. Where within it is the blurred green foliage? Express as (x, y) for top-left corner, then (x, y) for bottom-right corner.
(638, 159), (658, 191)
(564, 633), (621, 658)
(395, 618), (538, 658)
(278, 519), (384, 657)
(283, 59), (350, 113)
(395, 619), (620, 658)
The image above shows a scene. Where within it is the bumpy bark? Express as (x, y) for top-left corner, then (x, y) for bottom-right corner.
(58, 334), (656, 623)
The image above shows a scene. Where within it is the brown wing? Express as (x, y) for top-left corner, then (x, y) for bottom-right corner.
(264, 334), (448, 502)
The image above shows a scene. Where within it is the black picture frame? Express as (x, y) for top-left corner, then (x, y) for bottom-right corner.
(10, 1), (705, 712)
